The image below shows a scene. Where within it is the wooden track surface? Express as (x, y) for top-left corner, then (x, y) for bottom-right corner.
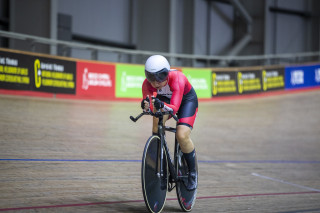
(0, 91), (320, 212)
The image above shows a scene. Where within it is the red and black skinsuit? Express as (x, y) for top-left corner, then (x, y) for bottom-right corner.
(142, 70), (198, 128)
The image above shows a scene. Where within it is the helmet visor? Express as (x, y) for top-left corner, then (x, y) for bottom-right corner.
(145, 68), (169, 82)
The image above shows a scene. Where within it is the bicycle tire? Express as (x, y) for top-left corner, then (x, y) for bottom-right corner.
(141, 135), (168, 213)
(174, 140), (197, 212)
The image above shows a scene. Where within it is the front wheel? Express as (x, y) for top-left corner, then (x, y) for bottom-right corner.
(174, 140), (197, 212)
(141, 135), (168, 213)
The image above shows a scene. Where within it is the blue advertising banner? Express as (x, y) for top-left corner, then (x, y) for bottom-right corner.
(285, 64), (320, 89)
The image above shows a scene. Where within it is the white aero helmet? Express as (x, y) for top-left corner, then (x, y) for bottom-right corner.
(145, 55), (170, 82)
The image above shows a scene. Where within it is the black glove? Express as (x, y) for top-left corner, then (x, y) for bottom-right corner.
(153, 97), (164, 110)
(141, 96), (150, 110)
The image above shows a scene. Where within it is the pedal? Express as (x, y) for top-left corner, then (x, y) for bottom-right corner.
(168, 182), (176, 192)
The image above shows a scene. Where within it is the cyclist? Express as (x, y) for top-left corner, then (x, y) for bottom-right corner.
(141, 55), (198, 191)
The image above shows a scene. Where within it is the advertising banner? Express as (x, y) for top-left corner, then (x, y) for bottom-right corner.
(0, 50), (76, 94)
(115, 64), (145, 98)
(262, 68), (285, 91)
(285, 64), (320, 89)
(212, 71), (237, 96)
(0, 51), (32, 91)
(77, 61), (115, 99)
(237, 70), (262, 94)
(182, 68), (212, 98)
(33, 57), (76, 94)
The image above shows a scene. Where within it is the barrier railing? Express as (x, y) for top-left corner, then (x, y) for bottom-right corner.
(0, 30), (320, 67)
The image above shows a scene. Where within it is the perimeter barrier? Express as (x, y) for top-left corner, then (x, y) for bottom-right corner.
(0, 48), (320, 100)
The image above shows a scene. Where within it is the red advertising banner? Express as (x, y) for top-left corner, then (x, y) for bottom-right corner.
(76, 61), (115, 99)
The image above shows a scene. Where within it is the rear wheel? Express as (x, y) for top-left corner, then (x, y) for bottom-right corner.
(141, 135), (168, 213)
(174, 140), (197, 212)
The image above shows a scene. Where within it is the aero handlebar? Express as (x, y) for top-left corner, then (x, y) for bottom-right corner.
(130, 110), (179, 123)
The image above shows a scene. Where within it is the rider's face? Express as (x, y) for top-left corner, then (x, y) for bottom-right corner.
(150, 80), (167, 90)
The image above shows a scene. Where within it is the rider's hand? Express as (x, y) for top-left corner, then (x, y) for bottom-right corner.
(152, 97), (164, 110)
(141, 96), (150, 111)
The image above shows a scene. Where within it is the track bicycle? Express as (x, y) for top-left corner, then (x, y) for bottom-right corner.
(130, 109), (198, 213)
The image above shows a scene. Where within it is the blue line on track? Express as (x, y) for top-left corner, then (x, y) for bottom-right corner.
(0, 159), (320, 164)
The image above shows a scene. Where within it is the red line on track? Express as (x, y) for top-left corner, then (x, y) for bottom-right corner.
(0, 200), (144, 211)
(196, 191), (320, 199)
(1, 191), (319, 211)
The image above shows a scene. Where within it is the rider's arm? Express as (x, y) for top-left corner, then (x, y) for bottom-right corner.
(142, 79), (156, 111)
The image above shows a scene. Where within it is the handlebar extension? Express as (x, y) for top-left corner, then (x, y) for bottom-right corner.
(130, 110), (178, 122)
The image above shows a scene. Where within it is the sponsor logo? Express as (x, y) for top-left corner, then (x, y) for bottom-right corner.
(0, 56), (29, 85)
(262, 70), (284, 91)
(212, 72), (236, 95)
(120, 71), (145, 92)
(315, 68), (320, 83)
(290, 70), (304, 85)
(82, 67), (112, 90)
(34, 59), (73, 89)
(187, 75), (209, 90)
(237, 71), (261, 94)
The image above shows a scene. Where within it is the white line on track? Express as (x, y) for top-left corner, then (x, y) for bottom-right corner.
(251, 173), (320, 192)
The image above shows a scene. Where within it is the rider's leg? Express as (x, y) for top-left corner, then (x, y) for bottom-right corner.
(176, 125), (197, 191)
(152, 115), (169, 134)
(176, 125), (194, 153)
